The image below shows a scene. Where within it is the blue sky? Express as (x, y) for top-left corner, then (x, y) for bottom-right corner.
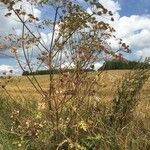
(0, 0), (150, 74)
(118, 0), (150, 16)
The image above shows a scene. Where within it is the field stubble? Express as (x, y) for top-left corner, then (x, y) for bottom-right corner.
(1, 70), (149, 126)
(0, 70), (150, 149)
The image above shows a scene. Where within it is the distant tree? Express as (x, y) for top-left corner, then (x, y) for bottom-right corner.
(100, 59), (150, 70)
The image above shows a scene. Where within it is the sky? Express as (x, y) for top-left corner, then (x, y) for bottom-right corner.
(0, 0), (150, 75)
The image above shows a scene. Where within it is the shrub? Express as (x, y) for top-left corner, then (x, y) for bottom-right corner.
(109, 69), (150, 130)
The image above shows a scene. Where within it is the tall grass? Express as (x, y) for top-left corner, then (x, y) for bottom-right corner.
(0, 69), (149, 149)
(109, 69), (149, 130)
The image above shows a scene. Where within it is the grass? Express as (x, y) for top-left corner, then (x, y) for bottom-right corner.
(1, 70), (127, 99)
(0, 70), (149, 149)
(1, 69), (149, 122)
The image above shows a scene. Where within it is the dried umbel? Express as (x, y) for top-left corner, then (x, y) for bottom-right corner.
(0, 0), (132, 148)
(1, 0), (130, 121)
(1, 0), (130, 72)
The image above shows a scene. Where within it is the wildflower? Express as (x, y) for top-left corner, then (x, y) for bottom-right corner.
(18, 125), (21, 129)
(36, 112), (42, 119)
(18, 143), (22, 147)
(25, 121), (30, 128)
(78, 121), (88, 131)
(35, 132), (38, 136)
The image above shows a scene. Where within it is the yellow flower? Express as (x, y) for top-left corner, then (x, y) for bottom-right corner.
(36, 112), (42, 119)
(78, 121), (88, 131)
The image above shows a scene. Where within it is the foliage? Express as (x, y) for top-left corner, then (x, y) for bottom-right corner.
(22, 69), (93, 76)
(101, 58), (150, 70)
(0, 95), (39, 149)
(109, 69), (150, 130)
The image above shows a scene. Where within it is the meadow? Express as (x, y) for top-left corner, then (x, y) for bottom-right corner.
(1, 70), (149, 102)
(0, 70), (150, 149)
(1, 70), (127, 98)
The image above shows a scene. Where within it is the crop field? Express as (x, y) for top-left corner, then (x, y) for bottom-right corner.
(0, 70), (150, 149)
(0, 70), (125, 97)
(1, 70), (149, 99)
(1, 70), (150, 120)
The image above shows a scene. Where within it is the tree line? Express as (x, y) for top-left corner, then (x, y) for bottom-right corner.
(22, 68), (94, 75)
(22, 59), (150, 75)
(100, 58), (150, 70)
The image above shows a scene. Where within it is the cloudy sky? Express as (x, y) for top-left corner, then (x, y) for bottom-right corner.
(0, 0), (150, 74)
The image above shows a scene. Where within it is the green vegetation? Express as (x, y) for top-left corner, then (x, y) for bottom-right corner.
(101, 59), (150, 70)
(22, 69), (93, 76)
(22, 59), (150, 76)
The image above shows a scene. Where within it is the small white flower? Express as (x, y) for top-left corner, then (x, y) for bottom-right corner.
(18, 143), (22, 147)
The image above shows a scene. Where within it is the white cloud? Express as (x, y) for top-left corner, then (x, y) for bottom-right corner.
(1, 0), (150, 66)
(99, 0), (121, 13)
(94, 62), (103, 71)
(113, 15), (150, 59)
(125, 29), (150, 49)
(136, 48), (150, 59)
(13, 0), (41, 18)
(114, 15), (150, 38)
(97, 0), (150, 59)
(0, 65), (21, 75)
(87, 0), (121, 22)
(0, 1), (43, 70)
(0, 0), (41, 36)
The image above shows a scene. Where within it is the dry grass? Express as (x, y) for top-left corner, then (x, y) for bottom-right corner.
(1, 70), (149, 123)
(1, 70), (127, 99)
(1, 70), (149, 105)
(0, 70), (149, 149)
(1, 70), (150, 122)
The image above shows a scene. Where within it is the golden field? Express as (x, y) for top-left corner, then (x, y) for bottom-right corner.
(1, 70), (150, 121)
(1, 70), (149, 101)
(0, 70), (150, 149)
(1, 70), (128, 100)
(1, 70), (150, 117)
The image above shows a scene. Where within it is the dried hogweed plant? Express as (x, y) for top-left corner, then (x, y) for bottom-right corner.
(0, 0), (131, 148)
